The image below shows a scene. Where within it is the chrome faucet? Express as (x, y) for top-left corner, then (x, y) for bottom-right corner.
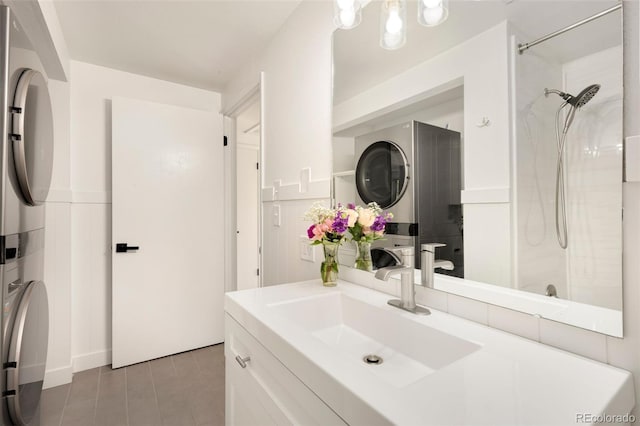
(421, 243), (455, 288)
(375, 247), (430, 315)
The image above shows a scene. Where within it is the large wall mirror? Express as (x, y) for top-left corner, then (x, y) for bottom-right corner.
(332, 0), (623, 336)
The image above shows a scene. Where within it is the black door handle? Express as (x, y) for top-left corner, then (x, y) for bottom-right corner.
(116, 243), (140, 253)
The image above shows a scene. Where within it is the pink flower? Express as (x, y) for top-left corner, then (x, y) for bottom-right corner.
(311, 225), (325, 241)
(318, 219), (332, 233)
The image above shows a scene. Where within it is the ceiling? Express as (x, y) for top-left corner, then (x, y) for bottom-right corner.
(53, 0), (302, 91)
(334, 0), (622, 104)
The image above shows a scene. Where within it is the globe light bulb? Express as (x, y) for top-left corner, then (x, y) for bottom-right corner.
(336, 0), (355, 10)
(385, 8), (403, 34)
(422, 5), (444, 25)
(383, 31), (403, 49)
(422, 0), (441, 8)
(340, 8), (356, 28)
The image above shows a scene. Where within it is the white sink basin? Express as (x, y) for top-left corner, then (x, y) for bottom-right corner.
(268, 292), (480, 387)
(226, 280), (635, 425)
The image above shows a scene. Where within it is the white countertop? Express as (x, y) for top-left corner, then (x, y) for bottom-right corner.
(225, 280), (634, 425)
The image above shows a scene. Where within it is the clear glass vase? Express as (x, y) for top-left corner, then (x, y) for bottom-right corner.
(354, 241), (373, 272)
(321, 241), (340, 287)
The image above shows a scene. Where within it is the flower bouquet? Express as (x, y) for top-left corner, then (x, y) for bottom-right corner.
(305, 203), (349, 286)
(343, 202), (392, 272)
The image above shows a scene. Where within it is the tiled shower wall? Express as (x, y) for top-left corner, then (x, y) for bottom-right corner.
(513, 41), (623, 310)
(564, 46), (624, 310)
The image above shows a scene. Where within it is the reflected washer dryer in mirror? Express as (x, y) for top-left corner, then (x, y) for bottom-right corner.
(354, 122), (419, 262)
(354, 121), (416, 231)
(354, 121), (463, 273)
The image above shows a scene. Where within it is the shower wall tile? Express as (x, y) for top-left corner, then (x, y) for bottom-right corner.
(564, 46), (623, 312)
(625, 135), (640, 182)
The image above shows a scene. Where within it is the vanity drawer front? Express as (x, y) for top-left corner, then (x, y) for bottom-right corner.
(225, 314), (347, 426)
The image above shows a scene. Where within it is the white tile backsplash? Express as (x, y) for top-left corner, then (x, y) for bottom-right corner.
(415, 286), (448, 312)
(539, 318), (608, 363)
(487, 305), (539, 342)
(447, 294), (489, 325)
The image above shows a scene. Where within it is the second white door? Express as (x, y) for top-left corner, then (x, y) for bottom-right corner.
(236, 145), (260, 290)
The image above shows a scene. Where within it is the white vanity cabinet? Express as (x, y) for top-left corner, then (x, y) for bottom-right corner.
(225, 314), (347, 426)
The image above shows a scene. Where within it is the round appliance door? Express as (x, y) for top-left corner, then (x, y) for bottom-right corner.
(11, 69), (54, 206)
(7, 281), (49, 426)
(355, 140), (409, 209)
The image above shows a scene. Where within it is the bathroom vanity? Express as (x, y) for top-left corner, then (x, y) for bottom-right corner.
(225, 280), (634, 425)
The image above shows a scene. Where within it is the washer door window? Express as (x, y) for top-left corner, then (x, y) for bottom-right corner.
(7, 281), (49, 426)
(11, 69), (54, 206)
(356, 141), (409, 209)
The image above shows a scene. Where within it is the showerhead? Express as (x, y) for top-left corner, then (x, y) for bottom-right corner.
(544, 84), (601, 108)
(571, 84), (600, 107)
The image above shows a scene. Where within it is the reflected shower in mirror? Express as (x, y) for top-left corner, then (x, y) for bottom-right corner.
(331, 0), (623, 336)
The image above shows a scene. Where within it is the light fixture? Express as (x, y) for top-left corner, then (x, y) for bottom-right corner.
(418, 0), (449, 27)
(380, 0), (407, 50)
(334, 0), (362, 30)
(334, 0), (450, 50)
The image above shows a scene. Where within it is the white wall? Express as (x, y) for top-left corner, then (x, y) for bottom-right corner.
(69, 61), (220, 371)
(223, 1), (334, 286)
(43, 77), (72, 389)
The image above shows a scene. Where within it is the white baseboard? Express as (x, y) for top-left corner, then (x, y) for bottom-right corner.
(72, 349), (112, 373)
(43, 364), (73, 389)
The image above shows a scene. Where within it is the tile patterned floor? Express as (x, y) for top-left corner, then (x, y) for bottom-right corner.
(40, 344), (225, 426)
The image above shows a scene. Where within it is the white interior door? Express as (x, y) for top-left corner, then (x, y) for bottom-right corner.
(236, 145), (259, 290)
(111, 97), (224, 368)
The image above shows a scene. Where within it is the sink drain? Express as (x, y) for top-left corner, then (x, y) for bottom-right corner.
(363, 354), (383, 365)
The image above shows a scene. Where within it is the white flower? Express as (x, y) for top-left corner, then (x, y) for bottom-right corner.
(304, 202), (334, 224)
(357, 208), (375, 227)
(345, 209), (358, 227)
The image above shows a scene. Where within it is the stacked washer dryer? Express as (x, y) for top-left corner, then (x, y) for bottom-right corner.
(0, 6), (53, 426)
(354, 120), (463, 275)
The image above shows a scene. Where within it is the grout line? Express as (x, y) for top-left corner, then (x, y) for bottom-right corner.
(57, 379), (73, 426)
(171, 353), (199, 426)
(93, 368), (102, 425)
(169, 354), (178, 376)
(147, 361), (161, 420)
(124, 367), (130, 426)
(192, 349), (204, 374)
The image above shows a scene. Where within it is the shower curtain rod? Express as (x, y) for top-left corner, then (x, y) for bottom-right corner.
(518, 3), (622, 54)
